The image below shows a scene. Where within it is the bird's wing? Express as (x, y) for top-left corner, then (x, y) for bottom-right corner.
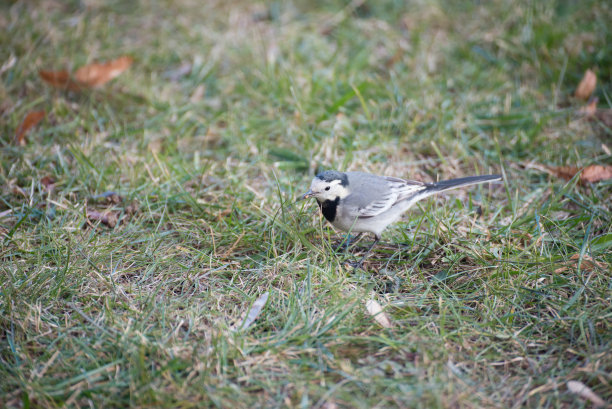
(386, 177), (428, 203)
(354, 189), (399, 218)
(344, 173), (426, 218)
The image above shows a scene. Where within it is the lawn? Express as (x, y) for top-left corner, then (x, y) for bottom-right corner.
(1, 0), (611, 408)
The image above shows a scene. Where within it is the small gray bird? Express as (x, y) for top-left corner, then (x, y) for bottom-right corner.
(301, 170), (502, 267)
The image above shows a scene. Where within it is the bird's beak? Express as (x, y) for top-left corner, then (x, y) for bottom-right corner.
(300, 190), (315, 200)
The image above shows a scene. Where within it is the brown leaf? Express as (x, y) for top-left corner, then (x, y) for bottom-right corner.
(74, 56), (133, 88)
(547, 165), (579, 181)
(546, 165), (612, 184)
(581, 165), (612, 183)
(39, 70), (82, 91)
(40, 176), (56, 192)
(554, 254), (607, 274)
(15, 110), (45, 145)
(575, 69), (597, 100)
(570, 254), (607, 271)
(87, 209), (118, 228)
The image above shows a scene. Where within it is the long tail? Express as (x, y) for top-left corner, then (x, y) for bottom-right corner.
(409, 174), (502, 204)
(425, 174), (502, 193)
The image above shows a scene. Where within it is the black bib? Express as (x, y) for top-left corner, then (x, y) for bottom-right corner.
(317, 197), (340, 223)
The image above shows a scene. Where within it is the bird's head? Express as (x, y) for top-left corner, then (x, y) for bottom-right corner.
(301, 170), (350, 201)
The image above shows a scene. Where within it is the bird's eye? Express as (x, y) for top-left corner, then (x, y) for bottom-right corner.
(325, 186), (331, 191)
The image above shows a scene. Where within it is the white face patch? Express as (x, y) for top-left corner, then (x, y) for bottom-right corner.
(309, 178), (350, 201)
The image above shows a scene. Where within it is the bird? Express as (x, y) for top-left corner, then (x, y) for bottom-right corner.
(301, 170), (502, 268)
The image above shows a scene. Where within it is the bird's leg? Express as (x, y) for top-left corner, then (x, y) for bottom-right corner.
(336, 232), (363, 253)
(348, 234), (380, 269)
(351, 232), (364, 246)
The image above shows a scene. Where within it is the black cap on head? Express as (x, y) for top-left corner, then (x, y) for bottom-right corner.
(316, 170), (349, 187)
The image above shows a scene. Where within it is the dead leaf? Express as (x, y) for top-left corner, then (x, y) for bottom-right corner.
(581, 165), (612, 183)
(40, 56), (133, 90)
(74, 56), (133, 88)
(570, 254), (607, 271)
(39, 70), (82, 91)
(566, 380), (606, 407)
(15, 110), (45, 145)
(86, 209), (118, 228)
(546, 165), (579, 181)
(365, 299), (393, 328)
(554, 254), (607, 274)
(546, 164), (612, 184)
(233, 291), (269, 331)
(575, 69), (597, 100)
(40, 176), (56, 192)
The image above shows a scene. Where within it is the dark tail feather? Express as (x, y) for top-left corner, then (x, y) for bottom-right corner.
(425, 174), (502, 193)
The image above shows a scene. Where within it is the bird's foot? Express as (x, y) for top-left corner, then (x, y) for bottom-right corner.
(334, 233), (362, 253)
(345, 259), (365, 270)
(334, 241), (350, 253)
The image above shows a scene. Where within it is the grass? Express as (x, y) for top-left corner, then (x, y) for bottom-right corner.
(1, 0), (611, 407)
